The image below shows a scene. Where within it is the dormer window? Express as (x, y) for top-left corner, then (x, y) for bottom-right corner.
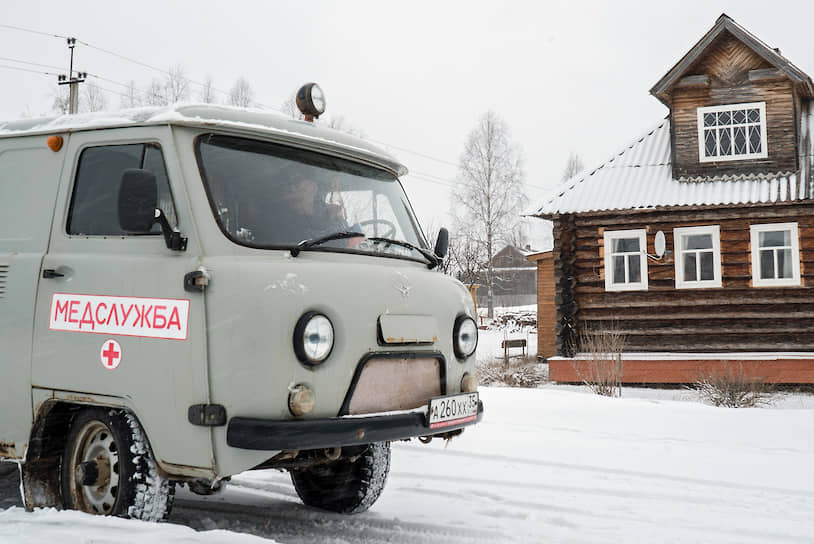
(697, 102), (768, 162)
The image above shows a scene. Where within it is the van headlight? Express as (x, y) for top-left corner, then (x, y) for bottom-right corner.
(294, 312), (334, 365)
(453, 315), (478, 360)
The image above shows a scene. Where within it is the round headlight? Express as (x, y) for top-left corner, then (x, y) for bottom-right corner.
(294, 312), (334, 365)
(453, 315), (478, 360)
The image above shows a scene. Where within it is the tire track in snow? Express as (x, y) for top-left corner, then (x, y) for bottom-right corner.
(390, 470), (814, 519)
(171, 495), (509, 544)
(395, 444), (814, 499)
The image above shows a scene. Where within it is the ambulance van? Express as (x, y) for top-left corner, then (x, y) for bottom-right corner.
(0, 87), (481, 519)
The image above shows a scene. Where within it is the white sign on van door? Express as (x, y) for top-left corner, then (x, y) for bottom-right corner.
(49, 293), (190, 340)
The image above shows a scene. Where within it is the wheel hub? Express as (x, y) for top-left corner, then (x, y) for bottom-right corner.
(68, 421), (121, 515)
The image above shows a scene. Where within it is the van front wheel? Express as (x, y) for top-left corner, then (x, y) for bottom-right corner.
(290, 442), (391, 514)
(60, 407), (173, 521)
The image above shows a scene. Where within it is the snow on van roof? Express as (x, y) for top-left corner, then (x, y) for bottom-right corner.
(0, 103), (407, 175)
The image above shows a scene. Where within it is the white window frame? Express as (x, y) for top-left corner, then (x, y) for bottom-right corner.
(674, 225), (722, 289)
(697, 102), (768, 163)
(603, 229), (648, 292)
(750, 222), (801, 287)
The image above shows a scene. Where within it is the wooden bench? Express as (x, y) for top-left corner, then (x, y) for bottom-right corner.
(501, 338), (527, 362)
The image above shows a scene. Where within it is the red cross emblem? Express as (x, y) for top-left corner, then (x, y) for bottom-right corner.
(100, 339), (122, 370)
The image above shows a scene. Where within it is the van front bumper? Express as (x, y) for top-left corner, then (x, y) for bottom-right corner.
(226, 401), (484, 451)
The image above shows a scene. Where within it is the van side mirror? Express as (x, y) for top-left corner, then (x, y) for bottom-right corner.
(119, 168), (158, 233)
(434, 227), (449, 259)
(118, 168), (187, 251)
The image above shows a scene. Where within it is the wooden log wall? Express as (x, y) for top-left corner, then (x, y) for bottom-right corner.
(553, 214), (578, 356)
(670, 31), (799, 178)
(552, 202), (814, 354)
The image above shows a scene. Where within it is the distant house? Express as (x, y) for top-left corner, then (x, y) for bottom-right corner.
(476, 244), (538, 308)
(536, 14), (814, 383)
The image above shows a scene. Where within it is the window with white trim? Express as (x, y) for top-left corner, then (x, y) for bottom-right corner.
(697, 102), (768, 162)
(604, 229), (648, 291)
(750, 222), (801, 287)
(674, 226), (722, 289)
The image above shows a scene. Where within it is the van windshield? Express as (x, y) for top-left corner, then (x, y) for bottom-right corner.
(196, 134), (428, 259)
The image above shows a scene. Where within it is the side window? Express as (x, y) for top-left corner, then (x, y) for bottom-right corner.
(67, 143), (177, 236)
(750, 222), (800, 287)
(603, 229), (648, 291)
(674, 225), (722, 289)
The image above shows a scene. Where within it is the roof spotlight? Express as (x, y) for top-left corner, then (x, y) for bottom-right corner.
(296, 83), (326, 122)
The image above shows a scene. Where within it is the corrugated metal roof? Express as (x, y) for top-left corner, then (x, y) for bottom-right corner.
(536, 115), (814, 216)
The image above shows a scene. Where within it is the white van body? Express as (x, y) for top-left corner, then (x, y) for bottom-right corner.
(0, 104), (481, 518)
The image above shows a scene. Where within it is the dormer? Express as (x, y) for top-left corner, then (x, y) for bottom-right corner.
(650, 14), (814, 180)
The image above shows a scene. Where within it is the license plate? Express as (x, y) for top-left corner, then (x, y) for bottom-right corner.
(427, 393), (479, 429)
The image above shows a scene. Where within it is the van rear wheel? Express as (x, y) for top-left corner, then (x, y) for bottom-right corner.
(290, 442), (390, 514)
(61, 407), (173, 521)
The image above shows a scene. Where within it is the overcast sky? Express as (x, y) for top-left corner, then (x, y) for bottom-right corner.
(2, 0), (813, 243)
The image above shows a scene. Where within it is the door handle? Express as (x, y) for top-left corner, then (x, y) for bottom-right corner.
(42, 269), (65, 279)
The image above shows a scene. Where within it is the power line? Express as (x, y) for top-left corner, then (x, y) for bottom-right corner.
(72, 37), (278, 110)
(0, 23), (68, 40)
(0, 55), (64, 71)
(370, 139), (459, 168)
(0, 64), (57, 77)
(2, 22), (556, 191)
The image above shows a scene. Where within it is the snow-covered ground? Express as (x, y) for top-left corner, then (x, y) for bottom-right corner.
(3, 319), (814, 542)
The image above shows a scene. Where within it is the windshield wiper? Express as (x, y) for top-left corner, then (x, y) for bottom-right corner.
(368, 237), (441, 269)
(290, 231), (365, 257)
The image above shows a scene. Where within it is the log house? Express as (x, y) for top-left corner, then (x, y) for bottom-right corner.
(536, 14), (814, 383)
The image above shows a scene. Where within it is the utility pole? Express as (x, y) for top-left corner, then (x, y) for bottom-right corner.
(57, 37), (86, 114)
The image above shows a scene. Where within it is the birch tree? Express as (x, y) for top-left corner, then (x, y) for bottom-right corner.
(561, 152), (584, 182)
(120, 80), (142, 109)
(229, 76), (253, 107)
(200, 75), (216, 103)
(145, 78), (168, 106)
(83, 82), (107, 112)
(52, 86), (70, 114)
(452, 111), (525, 318)
(164, 65), (190, 103)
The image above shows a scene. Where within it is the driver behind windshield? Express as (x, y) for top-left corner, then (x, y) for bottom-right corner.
(242, 168), (348, 246)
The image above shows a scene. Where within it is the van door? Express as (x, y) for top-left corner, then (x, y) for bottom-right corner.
(31, 128), (213, 472)
(0, 136), (65, 459)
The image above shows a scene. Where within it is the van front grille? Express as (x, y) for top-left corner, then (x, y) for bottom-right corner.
(344, 355), (442, 416)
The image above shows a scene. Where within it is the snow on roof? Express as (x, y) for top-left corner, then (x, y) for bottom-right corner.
(535, 112), (814, 217)
(0, 103), (407, 176)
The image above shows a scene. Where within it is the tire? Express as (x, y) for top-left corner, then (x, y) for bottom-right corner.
(290, 442), (391, 514)
(60, 407), (174, 521)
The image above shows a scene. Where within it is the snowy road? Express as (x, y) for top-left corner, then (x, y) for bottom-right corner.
(3, 386), (814, 543)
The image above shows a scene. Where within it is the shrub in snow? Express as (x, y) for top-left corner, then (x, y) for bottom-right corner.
(477, 358), (547, 388)
(572, 323), (625, 397)
(693, 363), (775, 408)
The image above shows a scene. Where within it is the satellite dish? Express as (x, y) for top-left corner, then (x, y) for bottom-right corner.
(654, 231), (666, 258)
